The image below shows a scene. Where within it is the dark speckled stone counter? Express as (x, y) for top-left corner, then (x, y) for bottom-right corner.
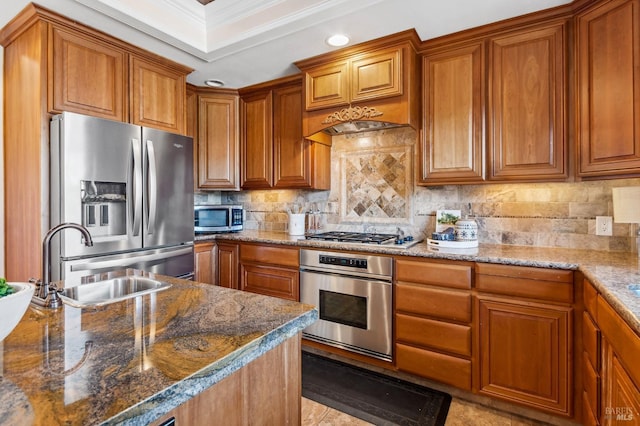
(0, 270), (317, 425)
(198, 230), (640, 335)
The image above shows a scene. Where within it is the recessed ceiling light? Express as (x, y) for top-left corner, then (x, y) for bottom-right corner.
(326, 34), (350, 47)
(204, 79), (225, 87)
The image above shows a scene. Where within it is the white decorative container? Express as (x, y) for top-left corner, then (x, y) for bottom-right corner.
(454, 217), (478, 241)
(288, 213), (306, 236)
(0, 283), (35, 341)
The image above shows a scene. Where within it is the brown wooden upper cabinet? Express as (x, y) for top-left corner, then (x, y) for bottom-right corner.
(420, 41), (485, 184)
(130, 56), (187, 134)
(50, 24), (127, 121)
(240, 75), (330, 190)
(576, 0), (640, 178)
(194, 88), (240, 190)
(419, 15), (569, 185)
(295, 30), (421, 137)
(48, 19), (190, 134)
(303, 47), (402, 111)
(487, 21), (567, 181)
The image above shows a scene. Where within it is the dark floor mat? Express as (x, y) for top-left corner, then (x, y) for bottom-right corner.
(302, 352), (451, 426)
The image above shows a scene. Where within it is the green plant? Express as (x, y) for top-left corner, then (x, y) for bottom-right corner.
(0, 278), (14, 297)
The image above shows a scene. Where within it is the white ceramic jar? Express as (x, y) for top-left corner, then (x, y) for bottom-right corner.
(454, 217), (478, 241)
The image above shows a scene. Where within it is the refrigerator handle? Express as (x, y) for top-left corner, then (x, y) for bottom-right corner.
(69, 246), (193, 272)
(146, 139), (158, 236)
(132, 138), (143, 236)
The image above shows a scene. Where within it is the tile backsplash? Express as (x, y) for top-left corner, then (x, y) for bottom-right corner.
(196, 127), (640, 253)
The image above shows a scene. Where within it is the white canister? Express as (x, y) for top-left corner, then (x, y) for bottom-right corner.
(288, 213), (306, 236)
(454, 217), (478, 241)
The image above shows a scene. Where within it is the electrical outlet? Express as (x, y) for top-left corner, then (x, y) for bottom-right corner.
(596, 216), (613, 236)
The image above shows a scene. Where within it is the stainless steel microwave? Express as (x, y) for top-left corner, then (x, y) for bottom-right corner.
(194, 205), (243, 234)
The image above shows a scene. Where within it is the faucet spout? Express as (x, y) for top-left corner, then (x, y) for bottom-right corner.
(36, 223), (93, 308)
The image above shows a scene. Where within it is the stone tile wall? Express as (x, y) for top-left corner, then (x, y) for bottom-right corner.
(196, 127), (640, 253)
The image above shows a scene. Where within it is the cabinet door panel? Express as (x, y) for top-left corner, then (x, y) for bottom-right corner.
(217, 242), (239, 289)
(488, 23), (566, 180)
(577, 0), (640, 177)
(304, 62), (349, 110)
(351, 48), (402, 102)
(198, 94), (239, 189)
(420, 42), (484, 184)
(130, 56), (186, 133)
(50, 25), (126, 120)
(477, 297), (572, 416)
(241, 91), (273, 188)
(194, 242), (215, 284)
(602, 339), (640, 425)
(273, 84), (310, 188)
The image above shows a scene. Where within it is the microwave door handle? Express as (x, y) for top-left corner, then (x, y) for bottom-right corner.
(132, 138), (143, 236)
(146, 139), (157, 235)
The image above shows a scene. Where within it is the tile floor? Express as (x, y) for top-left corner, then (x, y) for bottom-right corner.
(301, 396), (554, 426)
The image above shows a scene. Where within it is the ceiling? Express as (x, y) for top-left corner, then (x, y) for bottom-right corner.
(0, 0), (573, 89)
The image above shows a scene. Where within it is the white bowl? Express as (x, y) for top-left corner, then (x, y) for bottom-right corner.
(0, 283), (35, 341)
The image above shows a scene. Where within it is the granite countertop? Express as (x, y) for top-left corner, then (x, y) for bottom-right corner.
(0, 270), (317, 426)
(197, 230), (640, 335)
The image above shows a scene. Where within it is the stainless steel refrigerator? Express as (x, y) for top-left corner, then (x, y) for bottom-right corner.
(49, 112), (194, 283)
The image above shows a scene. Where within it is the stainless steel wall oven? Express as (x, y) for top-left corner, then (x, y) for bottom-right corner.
(299, 249), (393, 362)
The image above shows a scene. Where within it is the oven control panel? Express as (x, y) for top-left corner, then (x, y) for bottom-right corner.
(319, 255), (368, 269)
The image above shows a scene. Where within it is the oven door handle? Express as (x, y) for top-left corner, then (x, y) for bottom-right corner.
(299, 266), (392, 283)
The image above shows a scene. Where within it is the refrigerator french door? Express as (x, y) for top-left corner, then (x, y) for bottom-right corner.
(49, 112), (194, 282)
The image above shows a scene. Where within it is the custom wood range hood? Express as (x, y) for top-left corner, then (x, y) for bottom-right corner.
(295, 29), (421, 137)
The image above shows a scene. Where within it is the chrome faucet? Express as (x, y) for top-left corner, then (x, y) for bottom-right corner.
(33, 223), (94, 308)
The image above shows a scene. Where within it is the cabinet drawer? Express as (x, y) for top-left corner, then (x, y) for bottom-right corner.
(396, 258), (472, 289)
(583, 311), (600, 371)
(476, 263), (573, 303)
(582, 351), (600, 420)
(396, 283), (471, 322)
(240, 244), (299, 268)
(396, 343), (471, 390)
(583, 279), (598, 319)
(582, 391), (599, 426)
(396, 313), (471, 356)
(240, 264), (299, 301)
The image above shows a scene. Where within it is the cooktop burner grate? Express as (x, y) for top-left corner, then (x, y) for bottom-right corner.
(305, 231), (399, 245)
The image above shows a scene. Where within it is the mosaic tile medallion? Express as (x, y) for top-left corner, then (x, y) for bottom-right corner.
(340, 145), (413, 223)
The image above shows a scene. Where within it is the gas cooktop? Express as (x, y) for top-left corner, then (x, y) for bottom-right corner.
(304, 231), (422, 249)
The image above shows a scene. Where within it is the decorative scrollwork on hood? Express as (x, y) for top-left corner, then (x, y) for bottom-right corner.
(321, 106), (384, 124)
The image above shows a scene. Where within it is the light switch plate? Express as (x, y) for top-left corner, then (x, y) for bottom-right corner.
(596, 216), (613, 236)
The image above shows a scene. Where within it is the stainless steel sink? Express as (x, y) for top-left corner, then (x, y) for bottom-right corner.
(58, 276), (171, 308)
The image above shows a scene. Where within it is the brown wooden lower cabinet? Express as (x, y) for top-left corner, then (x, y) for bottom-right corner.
(601, 339), (640, 425)
(194, 242), (216, 284)
(150, 334), (301, 425)
(597, 292), (640, 425)
(240, 264), (299, 301)
(239, 243), (299, 301)
(217, 242), (239, 289)
(394, 257), (473, 391)
(476, 296), (572, 416)
(396, 343), (472, 390)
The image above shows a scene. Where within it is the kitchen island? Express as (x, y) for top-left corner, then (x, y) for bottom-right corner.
(0, 271), (317, 425)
